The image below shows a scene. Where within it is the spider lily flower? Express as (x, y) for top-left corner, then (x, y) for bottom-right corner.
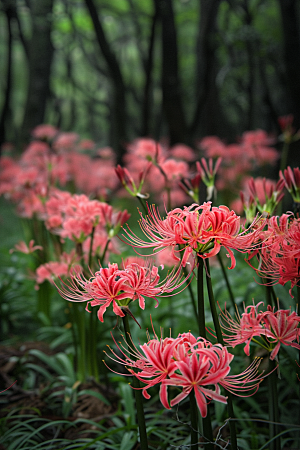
(247, 213), (300, 297)
(10, 239), (43, 254)
(240, 190), (257, 224)
(219, 302), (266, 356)
(115, 163), (151, 199)
(278, 114), (300, 144)
(280, 166), (300, 204)
(219, 302), (300, 360)
(122, 201), (266, 269)
(247, 177), (285, 216)
(57, 261), (189, 322)
(261, 306), (300, 359)
(196, 157), (222, 201)
(105, 329), (267, 417)
(178, 173), (202, 203)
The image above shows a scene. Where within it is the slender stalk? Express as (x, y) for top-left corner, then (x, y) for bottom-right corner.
(183, 265), (198, 318)
(68, 303), (78, 373)
(280, 141), (290, 173)
(268, 358), (280, 450)
(197, 257), (206, 338)
(196, 256), (213, 449)
(88, 226), (96, 270)
(122, 314), (149, 450)
(217, 252), (236, 310)
(205, 260), (238, 450)
(137, 195), (149, 216)
(73, 302), (86, 381)
(100, 239), (111, 266)
(265, 284), (276, 308)
(270, 285), (277, 307)
(189, 391), (199, 449)
(90, 308), (99, 381)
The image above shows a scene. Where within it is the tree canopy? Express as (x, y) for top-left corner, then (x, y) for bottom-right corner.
(1, 0), (300, 159)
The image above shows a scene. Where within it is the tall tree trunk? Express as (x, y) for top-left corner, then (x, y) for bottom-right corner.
(279, 0), (300, 128)
(21, 0), (54, 144)
(154, 0), (187, 145)
(0, 2), (14, 151)
(191, 0), (233, 139)
(141, 11), (158, 137)
(84, 0), (127, 162)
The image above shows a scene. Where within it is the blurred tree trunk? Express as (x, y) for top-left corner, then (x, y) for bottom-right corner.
(279, 0), (300, 128)
(191, 0), (233, 140)
(21, 0), (54, 144)
(0, 1), (14, 151)
(141, 10), (158, 137)
(154, 0), (187, 145)
(84, 0), (127, 162)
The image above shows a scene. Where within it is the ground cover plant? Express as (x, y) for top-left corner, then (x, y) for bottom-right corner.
(0, 120), (300, 449)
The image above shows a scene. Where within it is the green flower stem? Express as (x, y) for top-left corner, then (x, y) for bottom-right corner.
(68, 303), (79, 373)
(137, 195), (149, 216)
(33, 217), (51, 320)
(197, 257), (206, 338)
(100, 239), (111, 266)
(189, 391), (199, 449)
(205, 260), (237, 450)
(268, 358), (280, 450)
(265, 284), (276, 308)
(280, 140), (290, 173)
(88, 226), (96, 270)
(217, 252), (236, 310)
(270, 285), (277, 306)
(196, 257), (213, 449)
(90, 308), (99, 381)
(73, 302), (86, 381)
(37, 281), (51, 321)
(122, 314), (149, 450)
(183, 265), (198, 318)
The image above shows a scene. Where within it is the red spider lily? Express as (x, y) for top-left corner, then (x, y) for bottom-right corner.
(196, 157), (222, 200)
(104, 333), (178, 407)
(219, 302), (300, 360)
(179, 157), (222, 203)
(278, 114), (294, 134)
(58, 263), (128, 321)
(219, 302), (266, 356)
(57, 261), (189, 322)
(105, 329), (267, 417)
(261, 306), (300, 360)
(115, 163), (151, 198)
(280, 166), (300, 203)
(10, 239), (43, 254)
(278, 114), (300, 144)
(122, 201), (266, 269)
(247, 177), (285, 215)
(246, 214), (300, 297)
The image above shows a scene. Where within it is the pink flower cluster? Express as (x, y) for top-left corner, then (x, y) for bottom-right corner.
(220, 302), (300, 360)
(247, 213), (300, 296)
(232, 176), (285, 220)
(198, 131), (279, 194)
(44, 191), (129, 247)
(120, 138), (195, 207)
(35, 250), (81, 287)
(58, 261), (187, 322)
(0, 129), (118, 218)
(123, 201), (265, 268)
(106, 330), (264, 417)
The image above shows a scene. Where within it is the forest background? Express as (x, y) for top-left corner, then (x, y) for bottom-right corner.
(1, 0), (300, 164)
(1, 2), (300, 449)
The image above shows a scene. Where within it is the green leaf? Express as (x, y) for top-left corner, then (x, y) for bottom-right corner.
(78, 389), (111, 406)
